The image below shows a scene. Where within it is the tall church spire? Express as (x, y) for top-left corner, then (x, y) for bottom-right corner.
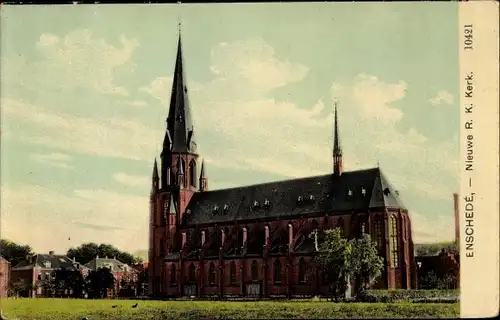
(333, 101), (343, 176)
(164, 29), (197, 154)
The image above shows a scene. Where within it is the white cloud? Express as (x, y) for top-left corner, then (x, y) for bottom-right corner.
(113, 172), (149, 189)
(334, 74), (407, 124)
(127, 100), (148, 107)
(29, 152), (74, 170)
(210, 39), (309, 91)
(2, 98), (162, 161)
(1, 185), (149, 254)
(429, 90), (454, 106)
(7, 29), (138, 96)
(139, 76), (173, 105)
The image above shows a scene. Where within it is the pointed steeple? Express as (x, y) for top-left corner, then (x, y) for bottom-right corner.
(199, 159), (208, 192)
(164, 30), (197, 154)
(333, 101), (343, 176)
(151, 158), (159, 192)
(153, 158), (159, 180)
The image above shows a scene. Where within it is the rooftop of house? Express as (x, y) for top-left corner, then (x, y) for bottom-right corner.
(12, 253), (88, 271)
(182, 167), (406, 227)
(84, 257), (136, 273)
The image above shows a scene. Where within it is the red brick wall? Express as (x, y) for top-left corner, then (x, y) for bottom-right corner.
(0, 259), (10, 297)
(154, 209), (416, 297)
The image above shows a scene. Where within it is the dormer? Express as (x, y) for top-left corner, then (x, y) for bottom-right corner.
(383, 188), (391, 196)
(297, 195), (303, 204)
(252, 200), (260, 208)
(361, 186), (366, 196)
(212, 205), (220, 214)
(309, 194), (315, 201)
(264, 199), (271, 208)
(223, 204), (229, 212)
(347, 189), (353, 197)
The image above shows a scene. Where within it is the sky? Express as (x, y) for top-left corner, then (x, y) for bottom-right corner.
(0, 3), (460, 255)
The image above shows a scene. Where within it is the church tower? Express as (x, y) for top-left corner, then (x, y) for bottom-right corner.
(161, 31), (200, 217)
(149, 30), (203, 297)
(333, 102), (343, 176)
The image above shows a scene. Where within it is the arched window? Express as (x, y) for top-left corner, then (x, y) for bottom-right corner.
(337, 218), (344, 236)
(180, 159), (186, 187)
(188, 263), (196, 282)
(170, 264), (177, 284)
(373, 215), (384, 250)
(323, 216), (330, 230)
(209, 262), (216, 285)
(237, 228), (245, 253)
(189, 160), (197, 187)
(402, 215), (407, 241)
(230, 262), (237, 285)
(251, 260), (259, 281)
(274, 260), (281, 284)
(270, 229), (288, 254)
(299, 258), (306, 283)
(389, 216), (400, 268)
(166, 167), (171, 185)
(321, 268), (329, 285)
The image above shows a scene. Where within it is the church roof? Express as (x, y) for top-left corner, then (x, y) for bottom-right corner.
(183, 167), (406, 227)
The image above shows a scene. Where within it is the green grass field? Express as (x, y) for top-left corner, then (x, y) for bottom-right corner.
(1, 298), (459, 319)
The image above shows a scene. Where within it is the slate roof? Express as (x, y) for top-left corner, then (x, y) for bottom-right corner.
(84, 257), (135, 273)
(12, 254), (86, 271)
(183, 167), (405, 227)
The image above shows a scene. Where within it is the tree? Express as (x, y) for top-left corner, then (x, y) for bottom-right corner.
(316, 229), (384, 301)
(349, 234), (384, 293)
(419, 270), (457, 290)
(67, 243), (142, 266)
(50, 267), (86, 298)
(10, 279), (33, 297)
(415, 241), (458, 257)
(0, 239), (33, 266)
(86, 267), (115, 299)
(315, 228), (351, 302)
(35, 278), (55, 297)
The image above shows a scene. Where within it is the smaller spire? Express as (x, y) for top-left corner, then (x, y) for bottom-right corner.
(333, 100), (343, 176)
(333, 100), (342, 157)
(200, 159), (206, 179)
(152, 158), (159, 180)
(199, 159), (208, 192)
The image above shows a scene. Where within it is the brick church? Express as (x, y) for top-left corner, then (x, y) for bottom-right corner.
(148, 34), (417, 298)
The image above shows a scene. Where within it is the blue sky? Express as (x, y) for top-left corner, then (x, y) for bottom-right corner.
(0, 3), (459, 255)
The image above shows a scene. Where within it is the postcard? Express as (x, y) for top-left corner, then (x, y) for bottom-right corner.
(0, 2), (498, 319)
